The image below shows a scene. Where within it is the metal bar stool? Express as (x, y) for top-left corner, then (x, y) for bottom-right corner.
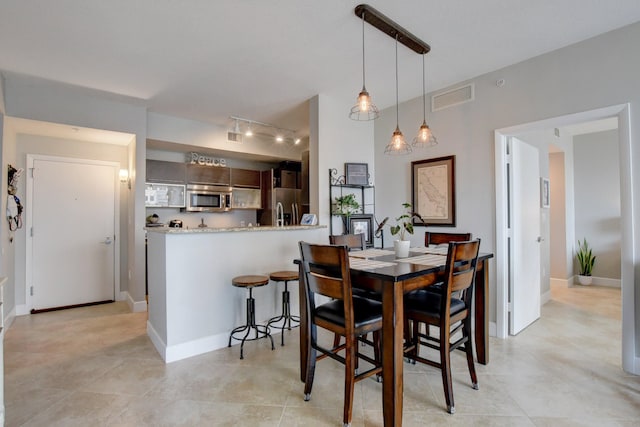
(228, 275), (275, 359)
(267, 270), (300, 346)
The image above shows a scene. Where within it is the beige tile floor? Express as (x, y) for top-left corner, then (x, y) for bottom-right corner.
(4, 283), (640, 426)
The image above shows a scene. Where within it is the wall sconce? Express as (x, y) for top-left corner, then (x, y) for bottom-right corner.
(119, 169), (131, 189)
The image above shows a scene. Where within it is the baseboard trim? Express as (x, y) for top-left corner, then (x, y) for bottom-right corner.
(147, 320), (231, 363)
(125, 291), (148, 312)
(541, 289), (552, 305)
(568, 275), (621, 288)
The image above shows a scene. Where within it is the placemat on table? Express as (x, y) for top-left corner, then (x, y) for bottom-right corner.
(410, 245), (449, 255)
(397, 254), (447, 266)
(348, 248), (396, 259)
(349, 257), (397, 270)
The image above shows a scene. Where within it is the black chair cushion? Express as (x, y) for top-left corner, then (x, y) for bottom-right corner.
(404, 289), (466, 318)
(314, 296), (382, 329)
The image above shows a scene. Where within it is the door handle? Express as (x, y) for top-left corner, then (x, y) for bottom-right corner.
(537, 236), (543, 242)
(102, 237), (113, 245)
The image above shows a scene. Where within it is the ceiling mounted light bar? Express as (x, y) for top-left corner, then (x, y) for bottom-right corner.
(354, 4), (430, 54)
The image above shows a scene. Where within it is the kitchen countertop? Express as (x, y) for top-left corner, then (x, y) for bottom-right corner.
(145, 224), (326, 234)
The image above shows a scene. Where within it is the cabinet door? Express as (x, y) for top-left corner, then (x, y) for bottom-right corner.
(231, 168), (261, 188)
(187, 164), (231, 185)
(146, 160), (186, 183)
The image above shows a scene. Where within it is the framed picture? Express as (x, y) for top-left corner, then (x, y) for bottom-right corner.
(344, 163), (369, 186)
(411, 155), (456, 226)
(300, 213), (318, 225)
(541, 177), (550, 208)
(348, 214), (374, 247)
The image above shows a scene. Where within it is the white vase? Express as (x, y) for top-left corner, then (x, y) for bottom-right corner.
(577, 275), (593, 285)
(394, 240), (410, 258)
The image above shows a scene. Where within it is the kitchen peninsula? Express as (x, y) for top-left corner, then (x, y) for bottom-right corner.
(146, 224), (325, 363)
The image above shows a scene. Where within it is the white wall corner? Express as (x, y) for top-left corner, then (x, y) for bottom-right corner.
(126, 291), (147, 313)
(541, 289), (552, 305)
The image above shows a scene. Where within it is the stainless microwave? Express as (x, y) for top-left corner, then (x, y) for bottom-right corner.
(184, 184), (232, 212)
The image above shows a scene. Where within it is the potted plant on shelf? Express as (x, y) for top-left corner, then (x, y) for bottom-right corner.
(390, 202), (423, 258)
(576, 238), (596, 285)
(333, 193), (360, 233)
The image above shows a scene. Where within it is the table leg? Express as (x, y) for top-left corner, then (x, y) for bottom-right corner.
(474, 258), (489, 364)
(381, 280), (404, 427)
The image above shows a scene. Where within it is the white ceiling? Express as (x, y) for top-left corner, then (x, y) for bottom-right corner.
(2, 1), (640, 139)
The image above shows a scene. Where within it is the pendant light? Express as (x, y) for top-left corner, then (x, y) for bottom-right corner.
(412, 54), (438, 147)
(349, 11), (379, 120)
(384, 34), (412, 155)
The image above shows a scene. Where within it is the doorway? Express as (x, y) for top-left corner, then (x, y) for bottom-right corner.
(494, 103), (636, 374)
(25, 155), (120, 312)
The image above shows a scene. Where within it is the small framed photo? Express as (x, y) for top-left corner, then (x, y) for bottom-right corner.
(345, 163), (369, 186)
(541, 178), (550, 208)
(300, 213), (317, 225)
(348, 214), (374, 247)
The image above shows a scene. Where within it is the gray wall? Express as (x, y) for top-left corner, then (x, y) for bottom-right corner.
(573, 129), (621, 280)
(549, 152), (568, 279)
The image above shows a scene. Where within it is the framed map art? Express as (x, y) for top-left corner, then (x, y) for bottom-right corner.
(411, 155), (456, 227)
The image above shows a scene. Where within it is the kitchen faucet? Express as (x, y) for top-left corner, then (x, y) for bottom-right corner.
(276, 202), (284, 227)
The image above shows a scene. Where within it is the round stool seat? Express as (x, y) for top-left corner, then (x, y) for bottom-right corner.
(269, 270), (299, 282)
(232, 275), (269, 288)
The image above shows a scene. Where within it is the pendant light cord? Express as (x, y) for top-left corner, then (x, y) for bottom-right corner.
(422, 54), (426, 121)
(361, 13), (366, 88)
(395, 34), (399, 126)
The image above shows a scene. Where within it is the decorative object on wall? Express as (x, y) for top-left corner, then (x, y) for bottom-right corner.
(384, 34), (412, 155)
(352, 4), (432, 155)
(349, 10), (379, 121)
(349, 214), (374, 246)
(344, 163), (369, 186)
(7, 164), (24, 231)
(412, 54), (438, 148)
(540, 177), (550, 208)
(411, 155), (456, 226)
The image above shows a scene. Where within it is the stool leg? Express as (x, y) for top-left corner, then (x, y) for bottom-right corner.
(268, 280), (300, 346)
(228, 287), (275, 359)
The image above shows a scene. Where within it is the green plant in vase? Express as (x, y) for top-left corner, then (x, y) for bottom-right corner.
(333, 193), (360, 233)
(390, 202), (423, 258)
(576, 238), (596, 285)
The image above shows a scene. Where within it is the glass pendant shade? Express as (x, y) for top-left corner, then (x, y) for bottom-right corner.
(412, 120), (438, 147)
(385, 125), (412, 155)
(350, 12), (379, 121)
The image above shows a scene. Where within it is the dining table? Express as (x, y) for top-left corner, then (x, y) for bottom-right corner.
(296, 246), (493, 427)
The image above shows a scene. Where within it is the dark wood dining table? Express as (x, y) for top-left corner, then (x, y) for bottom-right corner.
(296, 247), (493, 427)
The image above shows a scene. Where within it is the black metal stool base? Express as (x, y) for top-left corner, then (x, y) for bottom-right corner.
(228, 287), (275, 359)
(267, 281), (300, 346)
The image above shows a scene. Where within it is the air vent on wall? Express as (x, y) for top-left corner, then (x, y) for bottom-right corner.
(227, 131), (243, 143)
(431, 83), (475, 111)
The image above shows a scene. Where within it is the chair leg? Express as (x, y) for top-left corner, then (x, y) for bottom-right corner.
(440, 327), (455, 414)
(463, 317), (478, 390)
(304, 325), (318, 401)
(343, 335), (356, 427)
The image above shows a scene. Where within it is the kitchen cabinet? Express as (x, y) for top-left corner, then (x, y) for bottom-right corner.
(145, 183), (186, 208)
(187, 164), (231, 186)
(146, 160), (186, 184)
(230, 168), (261, 188)
(232, 188), (261, 209)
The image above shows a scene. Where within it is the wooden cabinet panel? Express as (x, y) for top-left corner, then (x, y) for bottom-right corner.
(146, 160), (186, 183)
(231, 168), (261, 188)
(187, 164), (231, 186)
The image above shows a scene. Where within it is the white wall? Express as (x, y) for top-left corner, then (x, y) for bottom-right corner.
(573, 129), (621, 281)
(549, 152), (568, 279)
(374, 22), (640, 371)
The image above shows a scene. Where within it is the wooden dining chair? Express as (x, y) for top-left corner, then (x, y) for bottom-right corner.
(404, 239), (481, 414)
(330, 233), (366, 251)
(425, 231), (472, 246)
(299, 241), (383, 427)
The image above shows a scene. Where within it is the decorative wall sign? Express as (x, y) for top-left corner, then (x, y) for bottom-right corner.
(541, 177), (550, 208)
(411, 155), (456, 226)
(345, 163), (369, 186)
(188, 152), (227, 167)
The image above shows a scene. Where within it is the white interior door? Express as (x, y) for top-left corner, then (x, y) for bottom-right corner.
(30, 157), (117, 311)
(510, 137), (542, 334)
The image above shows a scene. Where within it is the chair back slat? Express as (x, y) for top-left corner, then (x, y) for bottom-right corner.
(425, 232), (472, 246)
(299, 242), (353, 303)
(330, 233), (366, 251)
(444, 239), (480, 295)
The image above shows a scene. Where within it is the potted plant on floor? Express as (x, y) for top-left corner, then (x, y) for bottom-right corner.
(576, 238), (596, 285)
(390, 202), (423, 258)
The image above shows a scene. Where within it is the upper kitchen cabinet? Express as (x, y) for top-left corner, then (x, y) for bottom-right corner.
(230, 168), (261, 189)
(146, 159), (186, 184)
(187, 164), (231, 186)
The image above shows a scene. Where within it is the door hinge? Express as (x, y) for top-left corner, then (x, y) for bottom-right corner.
(30, 167), (35, 178)
(30, 286), (34, 296)
(30, 227), (34, 237)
